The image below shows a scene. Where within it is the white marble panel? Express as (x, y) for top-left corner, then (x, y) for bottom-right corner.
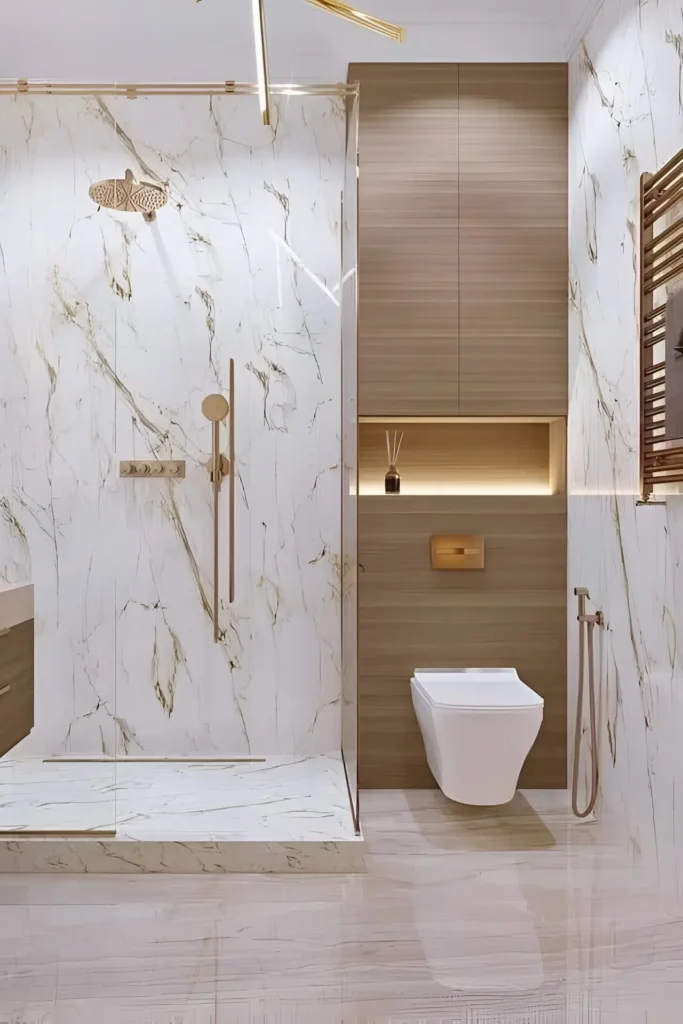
(0, 94), (345, 758)
(0, 837), (364, 875)
(0, 754), (354, 838)
(569, 0), (683, 891)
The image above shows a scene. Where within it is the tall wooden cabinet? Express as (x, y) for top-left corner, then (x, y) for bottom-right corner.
(351, 63), (568, 418)
(352, 63), (569, 791)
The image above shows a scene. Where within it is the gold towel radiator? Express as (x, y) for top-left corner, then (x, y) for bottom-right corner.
(201, 358), (236, 642)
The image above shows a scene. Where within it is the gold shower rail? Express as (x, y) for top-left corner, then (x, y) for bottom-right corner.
(640, 149), (683, 498)
(0, 79), (358, 98)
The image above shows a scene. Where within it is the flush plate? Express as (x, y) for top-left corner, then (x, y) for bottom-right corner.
(431, 534), (485, 570)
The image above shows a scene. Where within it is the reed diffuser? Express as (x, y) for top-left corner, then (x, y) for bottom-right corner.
(385, 430), (404, 494)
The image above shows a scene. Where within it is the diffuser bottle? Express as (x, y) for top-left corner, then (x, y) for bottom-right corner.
(384, 431), (404, 494)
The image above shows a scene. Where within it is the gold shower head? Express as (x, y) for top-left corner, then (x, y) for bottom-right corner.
(88, 168), (168, 222)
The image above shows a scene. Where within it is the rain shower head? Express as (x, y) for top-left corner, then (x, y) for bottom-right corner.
(88, 168), (167, 222)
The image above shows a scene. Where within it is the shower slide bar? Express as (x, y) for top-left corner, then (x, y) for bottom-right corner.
(202, 358), (236, 642)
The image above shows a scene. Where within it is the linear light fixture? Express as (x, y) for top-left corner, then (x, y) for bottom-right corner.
(251, 0), (271, 125)
(305, 0), (405, 42)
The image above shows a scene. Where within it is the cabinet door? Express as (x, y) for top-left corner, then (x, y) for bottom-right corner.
(459, 65), (568, 415)
(353, 64), (459, 416)
(0, 620), (34, 757)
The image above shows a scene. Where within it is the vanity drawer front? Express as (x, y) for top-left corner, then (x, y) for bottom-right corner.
(0, 619), (35, 757)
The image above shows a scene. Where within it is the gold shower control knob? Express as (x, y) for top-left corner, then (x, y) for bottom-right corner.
(119, 460), (186, 478)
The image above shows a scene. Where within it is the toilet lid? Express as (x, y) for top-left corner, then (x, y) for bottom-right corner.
(412, 668), (544, 710)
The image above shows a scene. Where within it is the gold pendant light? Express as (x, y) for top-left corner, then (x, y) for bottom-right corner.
(195, 1), (404, 125)
(251, 0), (271, 125)
(304, 0), (404, 42)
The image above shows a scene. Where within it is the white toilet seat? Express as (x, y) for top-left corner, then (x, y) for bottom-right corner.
(412, 667), (544, 711)
(410, 668), (544, 806)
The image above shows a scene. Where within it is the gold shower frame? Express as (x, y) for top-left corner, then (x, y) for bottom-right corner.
(0, 79), (357, 98)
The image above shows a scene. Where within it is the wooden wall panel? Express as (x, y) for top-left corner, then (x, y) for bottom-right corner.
(350, 64), (459, 416)
(458, 64), (568, 415)
(0, 619), (35, 758)
(359, 497), (567, 790)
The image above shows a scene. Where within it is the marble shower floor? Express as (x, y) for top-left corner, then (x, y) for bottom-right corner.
(0, 755), (362, 872)
(1, 789), (682, 1022)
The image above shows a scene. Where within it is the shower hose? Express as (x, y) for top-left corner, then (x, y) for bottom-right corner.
(572, 588), (603, 819)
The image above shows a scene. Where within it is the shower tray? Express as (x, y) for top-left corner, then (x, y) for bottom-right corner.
(0, 754), (364, 873)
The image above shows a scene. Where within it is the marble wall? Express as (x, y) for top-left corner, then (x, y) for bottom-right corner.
(569, 0), (683, 882)
(0, 93), (346, 757)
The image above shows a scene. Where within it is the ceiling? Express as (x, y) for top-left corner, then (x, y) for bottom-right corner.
(0, 0), (602, 83)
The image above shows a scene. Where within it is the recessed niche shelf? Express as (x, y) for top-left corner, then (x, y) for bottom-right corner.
(358, 417), (566, 497)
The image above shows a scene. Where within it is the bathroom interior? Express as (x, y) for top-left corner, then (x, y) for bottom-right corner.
(0, 57), (573, 856)
(2, 0), (683, 1018)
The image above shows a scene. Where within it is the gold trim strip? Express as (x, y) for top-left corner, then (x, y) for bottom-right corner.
(305, 0), (405, 41)
(43, 756), (267, 763)
(359, 415), (563, 425)
(0, 830), (117, 837)
(229, 358), (236, 604)
(0, 80), (357, 98)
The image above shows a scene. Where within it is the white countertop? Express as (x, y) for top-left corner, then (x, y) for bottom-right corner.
(0, 582), (34, 631)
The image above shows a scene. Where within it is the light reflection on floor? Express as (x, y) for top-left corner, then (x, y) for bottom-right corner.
(1, 789), (682, 1023)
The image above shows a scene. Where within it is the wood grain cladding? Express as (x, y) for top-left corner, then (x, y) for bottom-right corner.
(459, 65), (568, 415)
(359, 421), (551, 495)
(359, 497), (567, 790)
(0, 619), (35, 758)
(352, 63), (568, 417)
(350, 64), (460, 415)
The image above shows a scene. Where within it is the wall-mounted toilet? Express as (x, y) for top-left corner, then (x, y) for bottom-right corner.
(411, 668), (543, 806)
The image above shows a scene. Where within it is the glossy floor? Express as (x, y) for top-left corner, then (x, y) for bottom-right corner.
(1, 790), (682, 1022)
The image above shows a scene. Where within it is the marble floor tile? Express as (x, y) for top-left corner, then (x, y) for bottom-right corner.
(1, 790), (682, 1021)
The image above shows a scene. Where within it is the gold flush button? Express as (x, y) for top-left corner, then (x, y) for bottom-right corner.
(431, 535), (485, 570)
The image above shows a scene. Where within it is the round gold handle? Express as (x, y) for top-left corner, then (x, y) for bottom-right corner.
(202, 394), (229, 422)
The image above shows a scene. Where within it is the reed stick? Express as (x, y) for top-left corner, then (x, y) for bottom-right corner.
(386, 430), (404, 465)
